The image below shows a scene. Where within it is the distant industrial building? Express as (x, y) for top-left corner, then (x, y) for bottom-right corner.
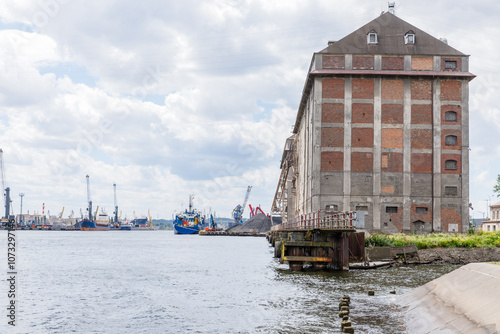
(272, 12), (475, 233)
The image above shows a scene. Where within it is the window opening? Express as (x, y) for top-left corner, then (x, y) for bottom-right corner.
(386, 206), (398, 213)
(445, 160), (457, 170)
(416, 207), (428, 214)
(445, 111), (457, 122)
(405, 31), (415, 44)
(367, 30), (378, 44)
(445, 135), (457, 146)
(445, 186), (458, 196)
(445, 61), (457, 69)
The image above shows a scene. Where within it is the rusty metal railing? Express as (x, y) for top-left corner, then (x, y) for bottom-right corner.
(271, 210), (356, 231)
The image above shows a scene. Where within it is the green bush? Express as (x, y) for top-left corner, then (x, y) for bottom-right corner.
(365, 231), (500, 249)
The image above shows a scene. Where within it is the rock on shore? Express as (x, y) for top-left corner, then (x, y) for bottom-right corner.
(409, 247), (500, 264)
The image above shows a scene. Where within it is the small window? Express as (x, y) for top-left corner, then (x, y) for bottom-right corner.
(445, 160), (457, 170)
(445, 111), (457, 122)
(445, 186), (458, 196)
(416, 207), (428, 214)
(405, 31), (415, 44)
(445, 135), (457, 146)
(367, 30), (378, 44)
(386, 206), (398, 213)
(488, 225), (491, 232)
(445, 61), (457, 69)
(494, 225), (497, 231)
(326, 204), (338, 211)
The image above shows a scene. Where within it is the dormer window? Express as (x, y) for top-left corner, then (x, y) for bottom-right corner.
(405, 30), (415, 44)
(367, 30), (378, 44)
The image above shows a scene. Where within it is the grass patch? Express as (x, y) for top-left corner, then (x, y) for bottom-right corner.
(365, 231), (500, 249)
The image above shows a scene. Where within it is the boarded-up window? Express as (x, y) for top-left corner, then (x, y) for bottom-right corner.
(445, 111), (457, 122)
(445, 135), (457, 145)
(445, 186), (458, 196)
(416, 207), (428, 214)
(356, 206), (369, 211)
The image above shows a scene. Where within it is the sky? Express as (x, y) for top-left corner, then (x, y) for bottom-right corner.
(0, 0), (499, 221)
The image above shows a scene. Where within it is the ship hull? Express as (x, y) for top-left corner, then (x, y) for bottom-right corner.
(173, 224), (200, 234)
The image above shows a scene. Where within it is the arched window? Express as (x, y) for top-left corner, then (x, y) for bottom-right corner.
(445, 135), (457, 145)
(445, 111), (457, 122)
(445, 160), (457, 170)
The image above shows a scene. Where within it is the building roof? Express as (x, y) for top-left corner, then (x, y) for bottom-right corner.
(491, 201), (500, 208)
(320, 12), (466, 56)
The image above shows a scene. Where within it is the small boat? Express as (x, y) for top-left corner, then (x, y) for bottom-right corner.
(173, 196), (207, 234)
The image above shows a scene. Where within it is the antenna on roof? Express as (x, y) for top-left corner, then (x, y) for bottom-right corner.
(388, 2), (396, 15)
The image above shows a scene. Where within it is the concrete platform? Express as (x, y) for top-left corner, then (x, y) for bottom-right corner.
(401, 263), (500, 333)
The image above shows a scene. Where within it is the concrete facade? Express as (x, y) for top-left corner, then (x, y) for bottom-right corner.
(271, 12), (475, 233)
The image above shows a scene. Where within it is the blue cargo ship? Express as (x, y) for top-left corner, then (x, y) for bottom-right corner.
(173, 196), (206, 234)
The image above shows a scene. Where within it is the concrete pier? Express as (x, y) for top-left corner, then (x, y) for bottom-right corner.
(401, 263), (500, 333)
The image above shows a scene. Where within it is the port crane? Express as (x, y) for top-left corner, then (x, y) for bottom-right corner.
(1, 148), (14, 223)
(232, 186), (252, 225)
(86, 175), (93, 221)
(113, 183), (119, 225)
(148, 209), (153, 229)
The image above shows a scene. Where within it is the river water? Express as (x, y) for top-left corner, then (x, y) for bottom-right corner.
(0, 231), (458, 333)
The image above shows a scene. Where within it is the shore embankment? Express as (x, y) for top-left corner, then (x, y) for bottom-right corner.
(401, 262), (500, 333)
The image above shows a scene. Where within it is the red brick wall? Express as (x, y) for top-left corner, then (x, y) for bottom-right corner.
(411, 153), (432, 173)
(322, 103), (344, 123)
(323, 78), (345, 99)
(411, 104), (432, 124)
(411, 80), (432, 100)
(441, 154), (461, 174)
(442, 130), (461, 150)
(352, 128), (374, 147)
(410, 204), (432, 224)
(381, 128), (403, 148)
(323, 55), (345, 69)
(441, 81), (461, 101)
(382, 56), (404, 70)
(385, 208), (403, 231)
(441, 207), (462, 233)
(381, 152), (403, 172)
(411, 129), (432, 149)
(382, 79), (404, 100)
(351, 152), (373, 172)
(352, 103), (374, 123)
(353, 56), (374, 70)
(321, 152), (343, 171)
(440, 58), (462, 72)
(321, 127), (344, 147)
(441, 105), (462, 125)
(411, 57), (433, 71)
(352, 79), (374, 99)
(382, 104), (403, 124)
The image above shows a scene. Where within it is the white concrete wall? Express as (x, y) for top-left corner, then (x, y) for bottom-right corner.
(401, 263), (500, 333)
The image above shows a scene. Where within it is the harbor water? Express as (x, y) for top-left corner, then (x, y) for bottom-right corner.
(0, 231), (459, 333)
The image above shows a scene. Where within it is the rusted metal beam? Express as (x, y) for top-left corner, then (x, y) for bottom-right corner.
(282, 256), (332, 262)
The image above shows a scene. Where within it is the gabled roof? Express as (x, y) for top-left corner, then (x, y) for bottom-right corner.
(320, 12), (466, 56)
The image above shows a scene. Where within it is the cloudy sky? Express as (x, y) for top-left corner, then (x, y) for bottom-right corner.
(0, 0), (498, 221)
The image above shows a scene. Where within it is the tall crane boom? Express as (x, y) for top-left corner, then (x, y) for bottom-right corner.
(113, 183), (119, 224)
(231, 186), (252, 225)
(241, 186), (252, 216)
(86, 175), (93, 221)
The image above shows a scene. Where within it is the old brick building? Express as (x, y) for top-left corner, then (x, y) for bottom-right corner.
(272, 12), (475, 233)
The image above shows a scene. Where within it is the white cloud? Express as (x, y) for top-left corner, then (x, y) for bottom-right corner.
(0, 0), (499, 220)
